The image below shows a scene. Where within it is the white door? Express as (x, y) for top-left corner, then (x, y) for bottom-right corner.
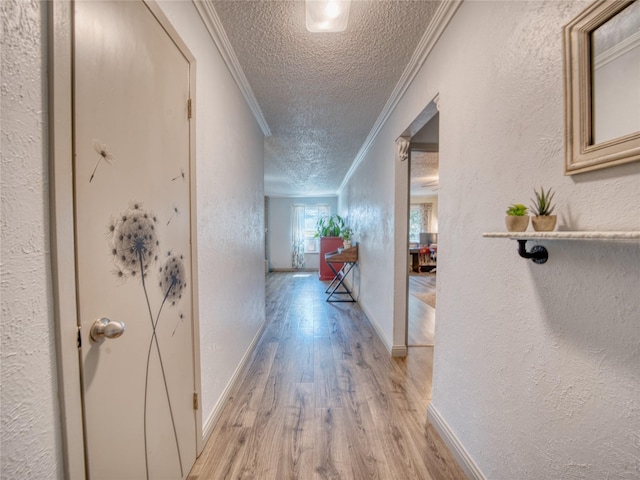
(73, 1), (196, 478)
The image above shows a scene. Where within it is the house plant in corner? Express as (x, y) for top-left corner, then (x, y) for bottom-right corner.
(315, 213), (345, 238)
(530, 187), (557, 232)
(505, 203), (529, 232)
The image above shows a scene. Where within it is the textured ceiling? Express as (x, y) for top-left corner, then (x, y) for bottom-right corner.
(211, 0), (441, 196)
(410, 151), (439, 197)
(409, 110), (439, 197)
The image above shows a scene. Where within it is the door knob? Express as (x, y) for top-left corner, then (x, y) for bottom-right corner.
(90, 317), (126, 342)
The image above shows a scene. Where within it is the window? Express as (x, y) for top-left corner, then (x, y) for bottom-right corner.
(409, 206), (422, 244)
(409, 203), (433, 244)
(303, 204), (330, 252)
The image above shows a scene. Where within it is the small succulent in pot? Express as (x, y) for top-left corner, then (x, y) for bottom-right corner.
(530, 187), (557, 231)
(530, 187), (555, 216)
(505, 203), (529, 232)
(506, 204), (528, 216)
(341, 226), (353, 248)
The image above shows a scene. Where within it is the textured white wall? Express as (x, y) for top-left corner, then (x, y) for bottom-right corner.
(267, 196), (338, 270)
(342, 1), (640, 478)
(340, 134), (398, 349)
(1, 1), (63, 478)
(157, 1), (266, 426)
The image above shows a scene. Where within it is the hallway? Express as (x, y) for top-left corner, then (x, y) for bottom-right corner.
(188, 272), (465, 479)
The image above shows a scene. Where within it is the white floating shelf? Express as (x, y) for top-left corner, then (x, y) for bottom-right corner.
(483, 231), (640, 240)
(482, 231), (640, 264)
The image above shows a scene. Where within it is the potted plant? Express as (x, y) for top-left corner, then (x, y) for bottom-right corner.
(505, 204), (529, 232)
(530, 187), (557, 232)
(314, 214), (345, 238)
(341, 226), (353, 249)
(315, 214), (346, 280)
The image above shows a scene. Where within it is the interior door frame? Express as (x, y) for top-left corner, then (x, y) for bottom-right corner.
(48, 1), (202, 477)
(393, 96), (440, 355)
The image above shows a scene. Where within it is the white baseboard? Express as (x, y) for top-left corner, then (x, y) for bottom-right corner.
(358, 294), (406, 357)
(201, 320), (267, 445)
(427, 403), (486, 480)
(358, 300), (395, 354)
(331, 273), (405, 358)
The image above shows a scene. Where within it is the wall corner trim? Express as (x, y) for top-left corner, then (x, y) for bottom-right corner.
(391, 345), (408, 357)
(427, 403), (487, 480)
(337, 0), (462, 194)
(201, 320), (267, 444)
(193, 0), (271, 137)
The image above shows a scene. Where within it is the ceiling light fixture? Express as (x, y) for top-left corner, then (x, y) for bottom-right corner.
(306, 0), (351, 33)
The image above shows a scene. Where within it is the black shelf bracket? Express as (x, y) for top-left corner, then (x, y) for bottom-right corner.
(517, 240), (548, 264)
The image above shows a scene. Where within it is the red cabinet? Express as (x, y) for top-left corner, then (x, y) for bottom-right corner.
(318, 237), (344, 280)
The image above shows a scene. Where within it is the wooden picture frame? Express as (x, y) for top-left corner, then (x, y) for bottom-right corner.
(564, 0), (640, 174)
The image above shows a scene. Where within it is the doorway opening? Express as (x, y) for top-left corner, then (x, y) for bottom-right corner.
(392, 96), (439, 356)
(407, 120), (439, 347)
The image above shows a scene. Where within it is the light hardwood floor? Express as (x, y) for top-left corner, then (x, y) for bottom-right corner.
(408, 273), (436, 347)
(188, 272), (465, 480)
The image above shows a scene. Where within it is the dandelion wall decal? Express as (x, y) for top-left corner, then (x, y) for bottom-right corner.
(171, 168), (185, 182)
(159, 253), (187, 306)
(90, 140), (114, 183)
(106, 202), (186, 479)
(166, 205), (179, 226)
(107, 203), (159, 278)
(172, 313), (184, 337)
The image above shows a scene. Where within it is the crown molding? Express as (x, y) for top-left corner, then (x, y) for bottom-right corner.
(338, 0), (462, 194)
(193, 0), (271, 137)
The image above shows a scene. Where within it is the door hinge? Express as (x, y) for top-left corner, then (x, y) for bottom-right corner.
(77, 326), (82, 349)
(193, 392), (198, 410)
(187, 98), (192, 119)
